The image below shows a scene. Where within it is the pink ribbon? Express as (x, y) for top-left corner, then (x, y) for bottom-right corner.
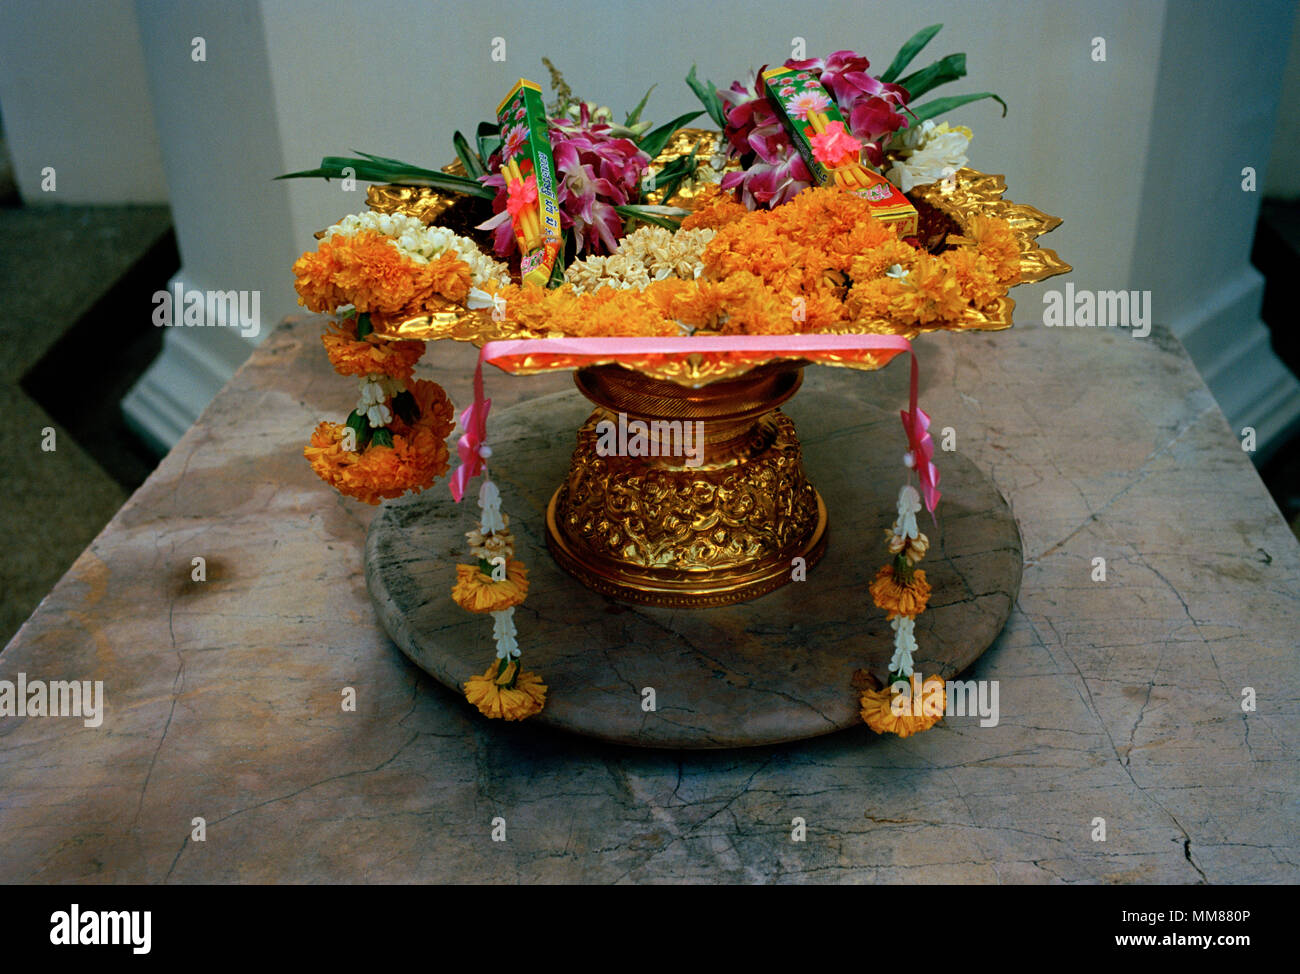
(448, 334), (940, 515)
(900, 351), (941, 514)
(448, 354), (491, 503)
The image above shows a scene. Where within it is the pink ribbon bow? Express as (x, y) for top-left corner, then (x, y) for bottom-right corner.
(810, 120), (861, 169)
(449, 350), (491, 503)
(900, 352), (941, 515)
(505, 173), (538, 218)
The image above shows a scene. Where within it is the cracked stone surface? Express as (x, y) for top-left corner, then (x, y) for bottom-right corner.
(0, 314), (1296, 883)
(367, 388), (1022, 747)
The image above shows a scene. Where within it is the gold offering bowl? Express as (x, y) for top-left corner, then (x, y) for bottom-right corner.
(546, 361), (826, 606)
(363, 130), (1069, 606)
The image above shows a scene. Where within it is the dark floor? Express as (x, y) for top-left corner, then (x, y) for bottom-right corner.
(0, 135), (176, 645)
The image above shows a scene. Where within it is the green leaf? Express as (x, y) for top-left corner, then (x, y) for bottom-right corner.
(355, 312), (373, 338)
(880, 24), (943, 83)
(339, 307), (357, 318)
(637, 110), (704, 160)
(371, 428), (394, 449)
(685, 65), (727, 129)
(615, 204), (690, 231)
(277, 156), (494, 198)
(906, 91), (1008, 126)
(546, 230), (570, 287)
(476, 121), (501, 165)
(897, 53), (966, 101)
(345, 410), (372, 450)
(654, 143), (699, 204)
(452, 130), (485, 179)
(391, 389), (420, 426)
(625, 84), (656, 127)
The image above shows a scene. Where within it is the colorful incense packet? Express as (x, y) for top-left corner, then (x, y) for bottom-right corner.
(496, 79), (562, 285)
(761, 66), (918, 237)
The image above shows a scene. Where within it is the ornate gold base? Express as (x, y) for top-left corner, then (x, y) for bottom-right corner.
(544, 363), (829, 607)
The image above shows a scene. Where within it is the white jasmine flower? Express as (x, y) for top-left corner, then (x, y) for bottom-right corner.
(491, 607), (520, 659)
(365, 403), (392, 428)
(892, 484), (922, 540)
(889, 615), (918, 677)
(886, 121), (971, 193)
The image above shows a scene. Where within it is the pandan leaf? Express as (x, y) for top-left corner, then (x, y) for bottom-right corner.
(371, 428), (394, 449)
(897, 53), (967, 101)
(476, 121), (501, 165)
(686, 65), (727, 129)
(906, 92), (1008, 126)
(880, 24), (944, 83)
(452, 131), (485, 179)
(615, 204), (691, 231)
(638, 110), (705, 160)
(625, 84), (657, 126)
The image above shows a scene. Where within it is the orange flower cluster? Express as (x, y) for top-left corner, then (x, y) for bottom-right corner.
(450, 559), (530, 613)
(868, 565), (932, 619)
(484, 185), (1020, 337)
(463, 660), (548, 721)
(321, 318), (425, 380)
(293, 230), (471, 317)
(859, 674), (947, 738)
(302, 378), (453, 505)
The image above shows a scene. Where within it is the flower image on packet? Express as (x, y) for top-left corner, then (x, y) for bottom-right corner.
(496, 79), (563, 285)
(761, 65), (917, 237)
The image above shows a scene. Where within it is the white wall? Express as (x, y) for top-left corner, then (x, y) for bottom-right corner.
(0, 0), (167, 203)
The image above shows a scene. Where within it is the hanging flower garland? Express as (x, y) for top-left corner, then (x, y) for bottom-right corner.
(293, 210), (507, 504)
(858, 362), (948, 737)
(449, 371), (547, 721)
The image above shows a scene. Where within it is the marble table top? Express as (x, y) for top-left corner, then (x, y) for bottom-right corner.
(2, 313), (1296, 883)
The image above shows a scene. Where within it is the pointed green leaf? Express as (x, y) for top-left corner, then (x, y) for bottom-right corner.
(615, 204), (690, 231)
(906, 91), (1008, 126)
(686, 65), (727, 129)
(880, 24), (944, 83)
(452, 131), (485, 179)
(355, 312), (373, 338)
(625, 84), (657, 126)
(391, 389), (420, 426)
(345, 410), (372, 450)
(371, 428), (394, 449)
(897, 53), (966, 101)
(476, 121), (501, 165)
(637, 110), (704, 160)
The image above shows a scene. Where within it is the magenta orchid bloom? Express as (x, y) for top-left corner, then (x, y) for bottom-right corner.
(477, 102), (651, 258)
(717, 75), (812, 209)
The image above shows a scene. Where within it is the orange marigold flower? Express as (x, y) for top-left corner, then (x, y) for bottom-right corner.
(680, 183), (749, 231)
(294, 230), (475, 317)
(303, 418), (451, 505)
(393, 377), (456, 441)
(908, 254), (970, 326)
(859, 673), (946, 737)
(869, 565), (931, 618)
(463, 659), (547, 721)
(321, 318), (425, 380)
(451, 559), (529, 613)
(960, 215), (1021, 284)
(939, 246), (1005, 310)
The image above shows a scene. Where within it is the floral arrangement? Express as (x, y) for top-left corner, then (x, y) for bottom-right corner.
(281, 26), (1057, 733)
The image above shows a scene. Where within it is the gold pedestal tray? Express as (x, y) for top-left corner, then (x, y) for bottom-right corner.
(365, 372), (1023, 749)
(546, 363), (827, 607)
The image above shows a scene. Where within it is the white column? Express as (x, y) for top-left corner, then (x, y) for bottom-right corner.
(1132, 0), (1300, 454)
(123, 0), (299, 452)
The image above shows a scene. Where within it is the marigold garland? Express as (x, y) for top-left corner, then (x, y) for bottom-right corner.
(303, 418), (451, 506)
(321, 317), (426, 380)
(463, 660), (548, 721)
(859, 673), (946, 738)
(450, 559), (529, 613)
(868, 565), (931, 619)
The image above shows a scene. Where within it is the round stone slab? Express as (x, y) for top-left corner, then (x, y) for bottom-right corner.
(366, 381), (1022, 749)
